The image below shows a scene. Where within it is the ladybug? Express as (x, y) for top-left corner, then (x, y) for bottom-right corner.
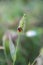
(17, 27), (23, 32)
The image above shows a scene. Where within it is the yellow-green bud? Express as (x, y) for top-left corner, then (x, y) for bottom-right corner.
(17, 14), (26, 32)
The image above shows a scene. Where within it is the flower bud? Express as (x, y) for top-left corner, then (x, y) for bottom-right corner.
(17, 14), (26, 32)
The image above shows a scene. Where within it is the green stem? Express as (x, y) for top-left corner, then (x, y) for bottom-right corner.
(13, 62), (14, 65)
(16, 34), (20, 50)
(13, 34), (20, 65)
(31, 58), (36, 65)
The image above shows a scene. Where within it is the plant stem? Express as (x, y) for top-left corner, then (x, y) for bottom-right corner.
(13, 62), (14, 65)
(13, 34), (21, 65)
(16, 34), (20, 49)
(31, 58), (36, 65)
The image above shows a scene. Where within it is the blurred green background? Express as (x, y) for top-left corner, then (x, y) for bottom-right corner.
(0, 0), (43, 65)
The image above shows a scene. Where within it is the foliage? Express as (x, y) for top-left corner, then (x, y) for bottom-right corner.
(0, 0), (43, 65)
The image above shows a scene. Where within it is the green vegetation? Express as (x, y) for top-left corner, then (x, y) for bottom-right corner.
(0, 0), (43, 65)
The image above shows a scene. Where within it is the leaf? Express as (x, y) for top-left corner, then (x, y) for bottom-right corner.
(9, 36), (16, 62)
(2, 34), (16, 64)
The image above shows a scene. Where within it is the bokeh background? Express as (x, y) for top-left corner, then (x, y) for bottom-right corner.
(0, 0), (43, 65)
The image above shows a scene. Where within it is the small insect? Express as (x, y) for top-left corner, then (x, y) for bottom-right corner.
(17, 26), (23, 32)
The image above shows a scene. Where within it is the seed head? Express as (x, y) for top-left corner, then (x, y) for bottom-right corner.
(17, 14), (26, 32)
